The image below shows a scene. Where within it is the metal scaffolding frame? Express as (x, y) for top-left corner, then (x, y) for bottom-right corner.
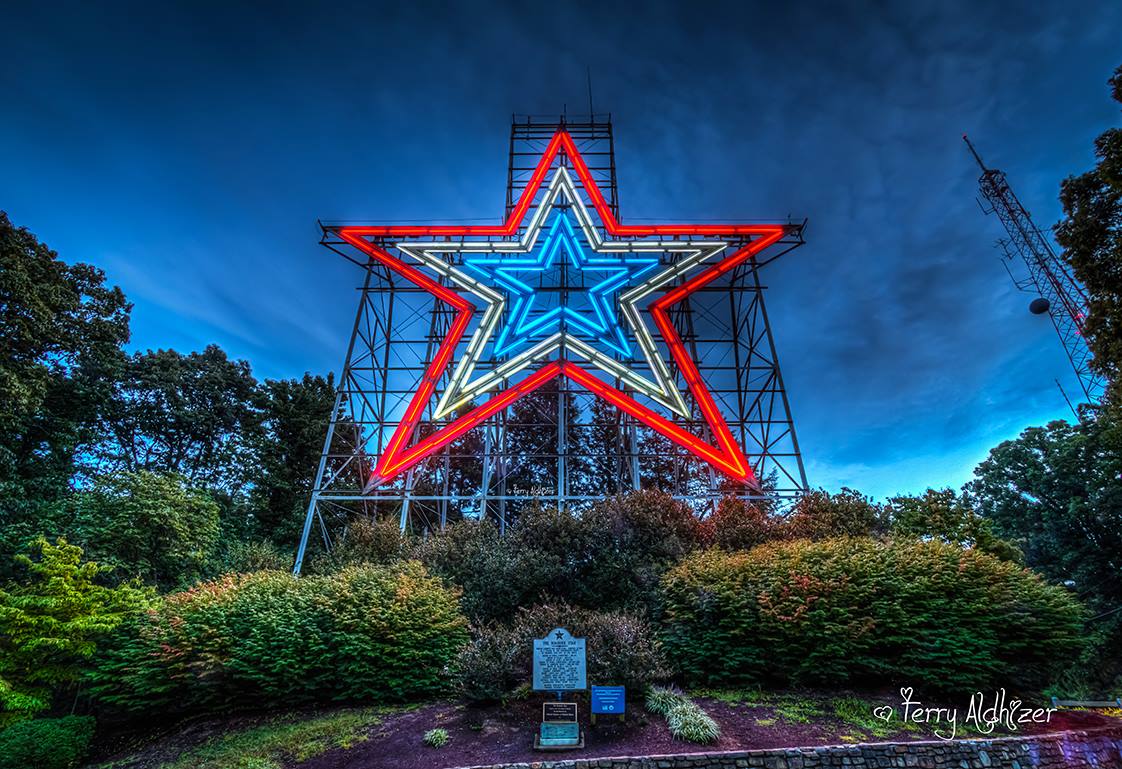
(294, 115), (807, 573)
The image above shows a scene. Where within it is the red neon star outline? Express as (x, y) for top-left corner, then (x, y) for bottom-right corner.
(336, 131), (789, 488)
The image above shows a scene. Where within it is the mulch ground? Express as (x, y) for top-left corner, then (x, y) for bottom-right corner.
(295, 697), (1120, 769)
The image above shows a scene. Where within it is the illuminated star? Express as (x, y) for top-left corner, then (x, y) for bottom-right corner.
(465, 211), (657, 357)
(334, 130), (790, 486)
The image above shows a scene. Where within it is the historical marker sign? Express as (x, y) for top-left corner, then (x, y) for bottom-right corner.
(532, 627), (587, 691)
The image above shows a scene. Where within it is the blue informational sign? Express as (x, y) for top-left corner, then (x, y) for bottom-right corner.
(591, 685), (626, 715)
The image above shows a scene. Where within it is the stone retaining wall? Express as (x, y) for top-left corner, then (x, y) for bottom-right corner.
(458, 726), (1122, 769)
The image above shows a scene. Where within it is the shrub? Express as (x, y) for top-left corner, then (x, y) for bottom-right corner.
(0, 538), (151, 722)
(423, 727), (449, 748)
(660, 538), (1084, 693)
(574, 491), (702, 612)
(703, 498), (775, 551)
(419, 492), (702, 622)
(0, 715), (95, 769)
(217, 539), (292, 573)
(325, 517), (409, 568)
(782, 488), (883, 540)
(416, 520), (548, 622)
(88, 561), (468, 713)
(456, 603), (667, 704)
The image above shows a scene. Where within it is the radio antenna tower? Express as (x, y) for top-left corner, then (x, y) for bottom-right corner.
(963, 135), (1105, 405)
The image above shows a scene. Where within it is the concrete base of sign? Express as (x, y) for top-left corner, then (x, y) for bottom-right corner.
(533, 732), (584, 751)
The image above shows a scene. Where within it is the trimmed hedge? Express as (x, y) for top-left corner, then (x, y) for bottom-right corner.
(660, 538), (1083, 692)
(88, 561), (468, 712)
(0, 715), (95, 769)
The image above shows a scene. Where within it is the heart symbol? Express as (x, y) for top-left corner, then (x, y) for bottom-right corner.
(900, 687), (914, 702)
(873, 705), (894, 723)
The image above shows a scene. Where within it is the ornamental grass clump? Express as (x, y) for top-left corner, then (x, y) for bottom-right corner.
(423, 728), (449, 748)
(644, 686), (720, 744)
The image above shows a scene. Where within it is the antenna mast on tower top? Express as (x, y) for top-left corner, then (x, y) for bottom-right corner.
(964, 134), (1105, 405)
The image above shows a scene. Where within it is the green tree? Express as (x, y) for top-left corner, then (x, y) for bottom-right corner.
(0, 212), (130, 569)
(94, 345), (262, 494)
(251, 373), (335, 544)
(887, 488), (1022, 562)
(1055, 66), (1122, 394)
(0, 538), (149, 723)
(968, 413), (1122, 690)
(783, 487), (884, 540)
(65, 471), (221, 590)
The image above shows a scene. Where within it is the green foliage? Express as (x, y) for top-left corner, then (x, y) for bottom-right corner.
(887, 488), (1022, 562)
(0, 538), (150, 722)
(325, 516), (409, 569)
(0, 715), (95, 769)
(666, 701), (720, 744)
(969, 410), (1122, 691)
(660, 538), (1084, 693)
(94, 345), (262, 494)
(783, 488), (884, 540)
(88, 561), (467, 713)
(456, 603), (667, 704)
(423, 727), (449, 748)
(644, 685), (687, 716)
(215, 539), (292, 574)
(574, 491), (702, 612)
(1055, 65), (1122, 394)
(157, 707), (394, 769)
(704, 497), (775, 551)
(419, 491), (701, 622)
(0, 212), (130, 578)
(251, 374), (336, 545)
(61, 470), (220, 590)
(831, 696), (899, 738)
(644, 686), (719, 744)
(770, 694), (823, 724)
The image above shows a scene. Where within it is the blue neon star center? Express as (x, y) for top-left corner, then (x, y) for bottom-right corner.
(464, 211), (658, 356)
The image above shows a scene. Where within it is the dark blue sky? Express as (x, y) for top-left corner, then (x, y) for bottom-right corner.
(3, 1), (1119, 499)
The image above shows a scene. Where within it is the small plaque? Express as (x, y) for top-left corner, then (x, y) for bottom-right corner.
(537, 721), (582, 749)
(591, 685), (626, 714)
(532, 627), (587, 691)
(543, 701), (578, 723)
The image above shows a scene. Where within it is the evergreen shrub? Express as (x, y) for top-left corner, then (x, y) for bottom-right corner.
(88, 561), (467, 713)
(660, 538), (1083, 692)
(0, 715), (95, 769)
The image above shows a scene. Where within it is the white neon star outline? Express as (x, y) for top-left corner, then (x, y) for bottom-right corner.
(395, 167), (731, 420)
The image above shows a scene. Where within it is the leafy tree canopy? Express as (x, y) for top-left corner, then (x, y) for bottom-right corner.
(887, 488), (1022, 562)
(94, 345), (262, 494)
(64, 471), (221, 590)
(0, 212), (130, 564)
(1055, 66), (1122, 396)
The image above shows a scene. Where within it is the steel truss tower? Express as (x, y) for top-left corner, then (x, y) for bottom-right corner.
(294, 116), (807, 573)
(965, 136), (1105, 404)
